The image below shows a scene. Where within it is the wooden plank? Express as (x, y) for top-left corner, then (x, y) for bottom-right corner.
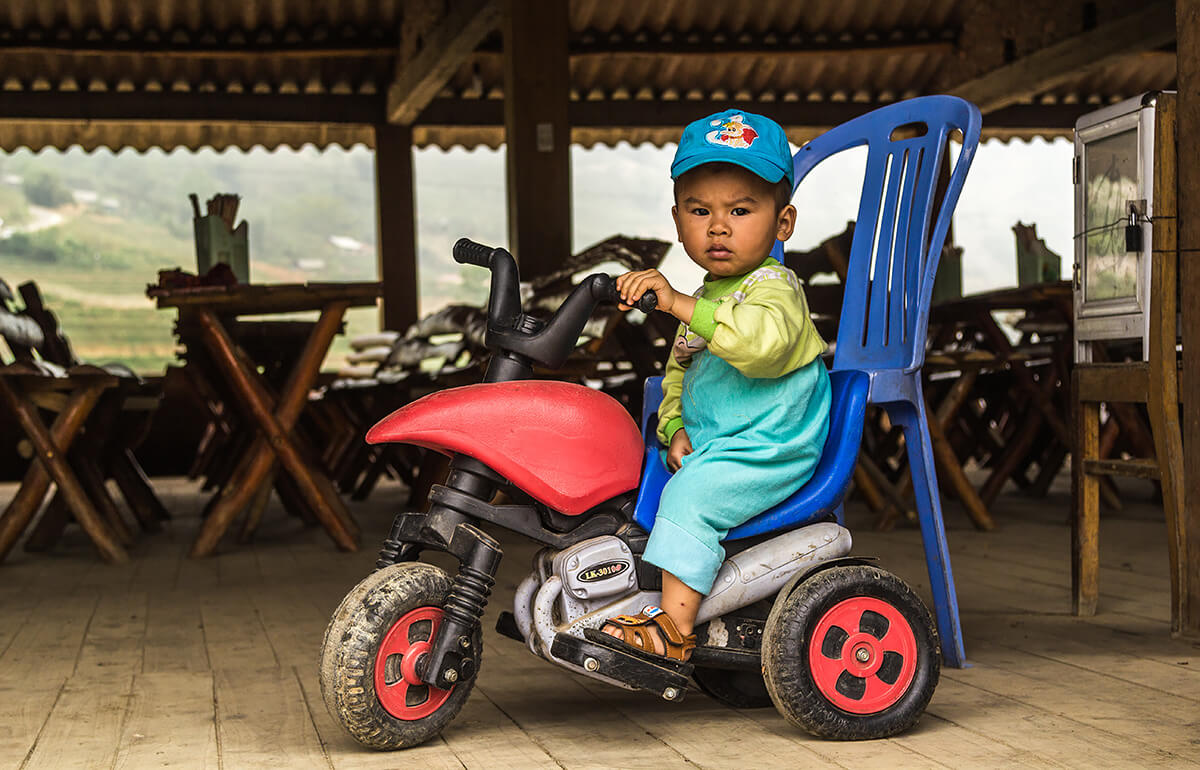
(0, 594), (99, 681)
(418, 98), (1088, 133)
(217, 549), (262, 589)
(200, 593), (280, 672)
(213, 666), (329, 768)
(127, 534), (184, 592)
(977, 616), (1200, 704)
(74, 591), (148, 677)
(897, 712), (1054, 768)
(1173, 0), (1200, 638)
(502, 0), (571, 279)
(143, 592), (211, 674)
(869, 527), (1173, 624)
(0, 91), (382, 124)
(294, 664), (465, 770)
(928, 677), (1177, 767)
(571, 673), (857, 769)
(0, 595), (37, 659)
(473, 639), (697, 768)
(947, 642), (1198, 758)
(734, 706), (941, 768)
(948, 1), (1175, 114)
(23, 672), (135, 770)
(0, 678), (65, 769)
(251, 585), (327, 670)
(438, 689), (561, 769)
(148, 281), (380, 313)
(1081, 458), (1161, 480)
(114, 672), (219, 770)
(1074, 362), (1150, 404)
(386, 0), (501, 124)
(890, 522), (1172, 604)
(375, 122), (420, 332)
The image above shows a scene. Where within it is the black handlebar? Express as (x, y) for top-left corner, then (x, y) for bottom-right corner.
(452, 238), (496, 268)
(600, 279), (658, 313)
(453, 239), (659, 374)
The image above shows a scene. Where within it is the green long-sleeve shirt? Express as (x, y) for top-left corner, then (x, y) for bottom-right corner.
(657, 256), (827, 445)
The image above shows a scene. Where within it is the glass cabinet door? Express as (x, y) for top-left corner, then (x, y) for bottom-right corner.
(1082, 128), (1139, 303)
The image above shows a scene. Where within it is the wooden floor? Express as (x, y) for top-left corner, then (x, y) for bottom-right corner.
(1, 475), (1197, 769)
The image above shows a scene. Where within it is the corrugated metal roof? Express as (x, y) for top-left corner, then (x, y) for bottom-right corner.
(0, 0), (1175, 152)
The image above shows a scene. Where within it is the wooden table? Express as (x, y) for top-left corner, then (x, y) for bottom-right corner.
(149, 281), (381, 556)
(925, 282), (1080, 523)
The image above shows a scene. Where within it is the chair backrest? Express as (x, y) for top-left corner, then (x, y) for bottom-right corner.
(772, 96), (981, 375)
(0, 280), (76, 367)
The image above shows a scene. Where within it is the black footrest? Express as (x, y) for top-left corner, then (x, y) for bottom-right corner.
(495, 611), (524, 643)
(551, 632), (692, 701)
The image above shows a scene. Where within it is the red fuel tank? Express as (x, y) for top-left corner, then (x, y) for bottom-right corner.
(366, 380), (643, 516)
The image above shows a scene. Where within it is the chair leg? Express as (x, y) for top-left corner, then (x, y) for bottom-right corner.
(885, 397), (967, 668)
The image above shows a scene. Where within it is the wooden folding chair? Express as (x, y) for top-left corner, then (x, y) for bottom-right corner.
(0, 280), (164, 562)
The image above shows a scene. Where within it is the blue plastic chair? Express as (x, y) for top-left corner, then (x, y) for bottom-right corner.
(633, 96), (982, 668)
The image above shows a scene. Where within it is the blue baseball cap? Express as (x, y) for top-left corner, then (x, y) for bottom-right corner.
(671, 109), (794, 188)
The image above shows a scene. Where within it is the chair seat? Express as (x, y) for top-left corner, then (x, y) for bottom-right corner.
(632, 368), (869, 540)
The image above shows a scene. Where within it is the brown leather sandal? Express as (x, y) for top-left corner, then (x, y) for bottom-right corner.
(595, 605), (697, 662)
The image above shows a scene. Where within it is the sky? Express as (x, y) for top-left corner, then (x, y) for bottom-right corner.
(413, 135), (1076, 298)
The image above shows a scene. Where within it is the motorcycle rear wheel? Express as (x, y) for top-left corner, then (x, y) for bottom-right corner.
(761, 564), (939, 740)
(319, 562), (481, 750)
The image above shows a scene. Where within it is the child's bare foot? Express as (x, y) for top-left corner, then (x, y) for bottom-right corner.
(598, 605), (696, 662)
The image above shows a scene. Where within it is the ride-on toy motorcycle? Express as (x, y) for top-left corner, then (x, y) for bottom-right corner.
(319, 238), (940, 749)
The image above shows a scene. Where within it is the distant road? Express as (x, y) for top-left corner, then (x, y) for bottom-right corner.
(23, 204), (65, 232)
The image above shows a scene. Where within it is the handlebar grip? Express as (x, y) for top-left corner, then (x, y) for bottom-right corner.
(453, 238), (494, 267)
(634, 290), (658, 313)
(601, 278), (657, 313)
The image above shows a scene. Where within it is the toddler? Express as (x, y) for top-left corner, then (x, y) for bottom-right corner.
(599, 109), (831, 662)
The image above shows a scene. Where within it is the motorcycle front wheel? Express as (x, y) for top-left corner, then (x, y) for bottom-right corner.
(319, 562), (481, 750)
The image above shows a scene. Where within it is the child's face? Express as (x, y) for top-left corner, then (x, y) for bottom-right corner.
(671, 165), (796, 278)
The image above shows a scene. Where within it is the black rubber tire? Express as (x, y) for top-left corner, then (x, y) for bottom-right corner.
(319, 562), (481, 750)
(761, 564), (940, 740)
(692, 666), (774, 709)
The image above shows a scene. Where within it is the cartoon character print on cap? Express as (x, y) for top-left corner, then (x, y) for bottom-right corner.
(705, 114), (759, 149)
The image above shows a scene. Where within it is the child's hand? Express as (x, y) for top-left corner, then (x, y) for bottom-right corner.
(616, 269), (684, 315)
(666, 428), (693, 472)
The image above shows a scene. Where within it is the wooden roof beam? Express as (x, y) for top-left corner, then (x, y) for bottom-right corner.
(949, 0), (1176, 114)
(417, 98), (1086, 131)
(386, 0), (500, 125)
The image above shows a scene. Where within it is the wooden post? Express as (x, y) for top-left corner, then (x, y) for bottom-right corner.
(1146, 93), (1188, 636)
(375, 122), (419, 332)
(1072, 376), (1100, 615)
(1175, 0), (1200, 637)
(502, 0), (571, 278)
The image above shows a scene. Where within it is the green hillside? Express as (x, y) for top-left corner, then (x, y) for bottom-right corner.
(0, 142), (691, 375)
(0, 147), (395, 374)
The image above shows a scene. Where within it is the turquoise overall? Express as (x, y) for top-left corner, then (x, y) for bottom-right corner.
(642, 259), (831, 594)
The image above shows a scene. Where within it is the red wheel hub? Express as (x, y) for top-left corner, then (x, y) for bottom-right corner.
(373, 606), (455, 720)
(807, 596), (918, 714)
